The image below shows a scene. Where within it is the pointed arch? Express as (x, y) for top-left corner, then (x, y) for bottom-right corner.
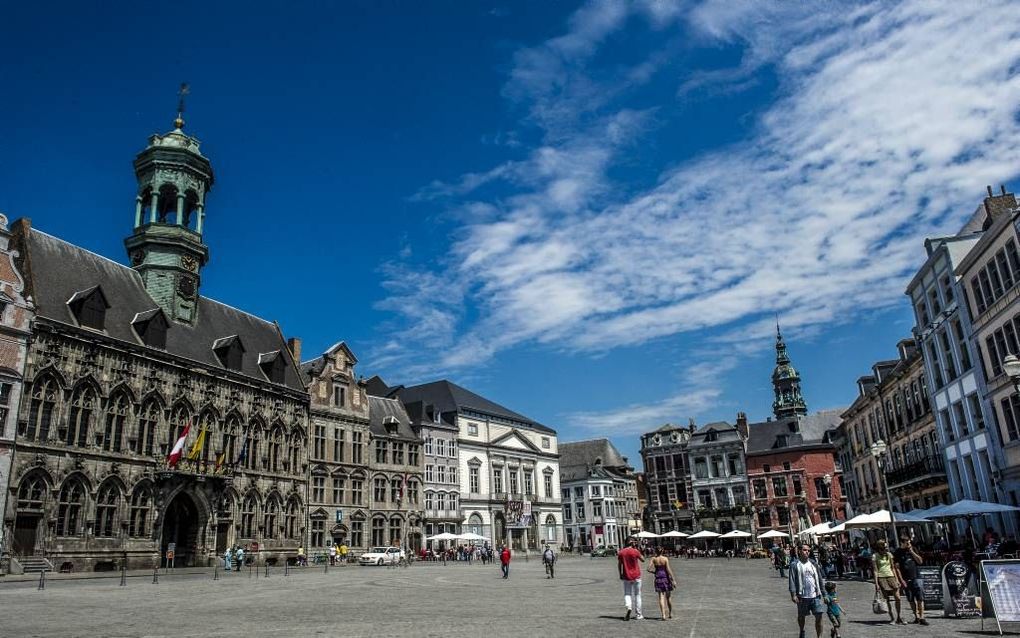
(95, 479), (123, 537)
(263, 491), (283, 539)
(220, 412), (241, 470)
(128, 480), (154, 538)
(16, 469), (52, 511)
(107, 382), (138, 404)
(135, 395), (163, 457)
(285, 494), (302, 539)
(21, 370), (62, 442)
(56, 475), (88, 537)
(167, 400), (194, 454)
(267, 421), (285, 472)
(240, 489), (261, 538)
(103, 387), (132, 453)
(194, 406), (220, 464)
(243, 416), (266, 471)
(65, 383), (100, 447)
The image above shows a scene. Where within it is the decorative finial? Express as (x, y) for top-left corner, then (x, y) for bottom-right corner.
(174, 82), (190, 130)
(775, 313), (782, 339)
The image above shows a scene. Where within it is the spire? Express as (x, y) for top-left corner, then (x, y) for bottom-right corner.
(174, 82), (189, 131)
(771, 321), (807, 419)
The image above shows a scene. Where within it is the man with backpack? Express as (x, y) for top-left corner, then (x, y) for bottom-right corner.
(542, 543), (556, 579)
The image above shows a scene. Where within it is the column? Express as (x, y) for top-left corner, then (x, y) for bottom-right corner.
(134, 197), (143, 228)
(149, 192), (159, 223)
(175, 193), (185, 226)
(196, 204), (205, 234)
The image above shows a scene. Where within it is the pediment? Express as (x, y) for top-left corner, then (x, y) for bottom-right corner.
(491, 429), (541, 453)
(309, 507), (329, 519)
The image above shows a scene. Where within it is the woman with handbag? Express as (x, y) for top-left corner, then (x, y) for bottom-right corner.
(648, 546), (677, 620)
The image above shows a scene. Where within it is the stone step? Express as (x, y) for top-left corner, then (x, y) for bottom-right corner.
(19, 557), (54, 573)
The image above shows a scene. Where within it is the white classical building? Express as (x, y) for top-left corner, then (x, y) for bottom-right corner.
(391, 380), (561, 550)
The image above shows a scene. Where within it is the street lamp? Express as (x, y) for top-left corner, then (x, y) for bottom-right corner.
(870, 439), (898, 547)
(1004, 354), (1020, 391)
(822, 473), (833, 521)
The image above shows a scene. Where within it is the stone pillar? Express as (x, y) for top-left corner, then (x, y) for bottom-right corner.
(149, 192), (159, 223)
(196, 204), (205, 234)
(175, 193), (185, 226)
(134, 197), (143, 228)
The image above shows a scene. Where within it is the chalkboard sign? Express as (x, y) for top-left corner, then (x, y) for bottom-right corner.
(981, 559), (1020, 624)
(917, 566), (943, 610)
(943, 561), (981, 618)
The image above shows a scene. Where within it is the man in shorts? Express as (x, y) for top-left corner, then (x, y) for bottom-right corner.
(789, 544), (826, 638)
(894, 536), (928, 625)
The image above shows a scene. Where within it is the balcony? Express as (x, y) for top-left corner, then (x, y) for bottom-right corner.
(886, 456), (946, 491)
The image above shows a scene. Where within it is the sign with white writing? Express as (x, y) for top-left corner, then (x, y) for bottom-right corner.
(942, 561), (981, 618)
(918, 566), (944, 610)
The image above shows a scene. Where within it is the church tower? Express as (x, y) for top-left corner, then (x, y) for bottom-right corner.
(124, 87), (213, 325)
(772, 324), (808, 419)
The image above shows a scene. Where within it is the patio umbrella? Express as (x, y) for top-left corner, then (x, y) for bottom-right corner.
(757, 529), (790, 539)
(456, 532), (490, 542)
(843, 510), (931, 528)
(425, 532), (460, 541)
(929, 499), (1020, 517)
(634, 531), (660, 539)
(719, 530), (752, 538)
(816, 522), (845, 535)
(659, 530), (689, 538)
(799, 522), (836, 536)
(688, 530), (721, 539)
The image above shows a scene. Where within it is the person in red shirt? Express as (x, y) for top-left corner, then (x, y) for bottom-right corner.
(500, 545), (512, 579)
(617, 537), (645, 620)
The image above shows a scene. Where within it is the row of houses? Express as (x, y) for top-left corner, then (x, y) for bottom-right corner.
(0, 117), (572, 574)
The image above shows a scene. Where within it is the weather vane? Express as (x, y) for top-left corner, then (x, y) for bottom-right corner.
(174, 82), (190, 130)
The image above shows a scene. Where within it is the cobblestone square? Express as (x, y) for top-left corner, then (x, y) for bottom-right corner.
(1, 557), (1005, 638)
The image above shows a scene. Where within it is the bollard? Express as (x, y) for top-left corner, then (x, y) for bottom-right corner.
(120, 564), (127, 587)
(214, 564), (219, 581)
(264, 562), (269, 578)
(37, 569), (45, 590)
(152, 566), (159, 584)
(284, 561), (289, 577)
(249, 562), (253, 579)
(324, 559), (328, 574)
(255, 560), (259, 579)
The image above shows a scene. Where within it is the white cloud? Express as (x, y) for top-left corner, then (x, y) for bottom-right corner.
(374, 1), (1020, 427)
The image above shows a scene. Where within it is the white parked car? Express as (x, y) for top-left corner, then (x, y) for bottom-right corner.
(359, 546), (405, 566)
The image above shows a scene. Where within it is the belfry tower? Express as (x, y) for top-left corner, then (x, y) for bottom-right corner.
(772, 324), (808, 419)
(124, 85), (213, 325)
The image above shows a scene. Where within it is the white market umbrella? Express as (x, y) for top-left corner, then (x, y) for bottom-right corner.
(757, 529), (790, 539)
(456, 532), (489, 542)
(817, 522), (846, 535)
(719, 530), (752, 539)
(843, 510), (931, 529)
(800, 522), (835, 536)
(634, 531), (660, 539)
(426, 532), (460, 541)
(660, 530), (689, 538)
(928, 499), (1020, 517)
(688, 530), (721, 539)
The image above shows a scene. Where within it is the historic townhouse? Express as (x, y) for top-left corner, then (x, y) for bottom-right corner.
(840, 340), (946, 517)
(300, 342), (371, 551)
(639, 422), (694, 533)
(559, 439), (640, 550)
(0, 215), (34, 574)
(687, 419), (753, 535)
(365, 395), (423, 550)
(955, 186), (1020, 536)
(745, 329), (844, 535)
(5, 116), (308, 572)
(906, 188), (1010, 538)
(392, 380), (561, 550)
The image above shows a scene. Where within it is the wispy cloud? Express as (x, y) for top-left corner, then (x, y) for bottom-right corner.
(374, 1), (1020, 427)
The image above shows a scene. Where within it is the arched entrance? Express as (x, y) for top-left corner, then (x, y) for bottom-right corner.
(161, 491), (207, 567)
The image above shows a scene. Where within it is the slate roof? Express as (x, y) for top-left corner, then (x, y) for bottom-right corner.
(394, 380), (555, 434)
(745, 409), (844, 455)
(19, 226), (304, 392)
(688, 421), (741, 447)
(559, 439), (629, 470)
(368, 395), (419, 441)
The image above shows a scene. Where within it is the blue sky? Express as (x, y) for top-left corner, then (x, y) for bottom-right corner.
(3, 1), (1020, 465)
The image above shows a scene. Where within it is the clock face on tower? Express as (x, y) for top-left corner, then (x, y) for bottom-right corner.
(181, 255), (198, 271)
(178, 275), (196, 298)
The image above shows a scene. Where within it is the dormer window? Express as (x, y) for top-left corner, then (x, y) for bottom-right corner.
(333, 384), (345, 407)
(383, 415), (399, 434)
(132, 308), (168, 349)
(68, 286), (109, 330)
(212, 335), (245, 371)
(258, 351), (287, 384)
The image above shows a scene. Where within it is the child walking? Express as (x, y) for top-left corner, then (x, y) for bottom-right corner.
(823, 581), (843, 638)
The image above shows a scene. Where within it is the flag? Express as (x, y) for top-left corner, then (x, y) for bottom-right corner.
(235, 433), (249, 466)
(167, 421), (192, 468)
(187, 426), (207, 461)
(214, 451), (226, 473)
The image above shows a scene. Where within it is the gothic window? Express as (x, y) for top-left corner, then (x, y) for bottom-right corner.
(136, 399), (161, 456)
(285, 497), (301, 539)
(221, 415), (240, 468)
(66, 385), (98, 447)
(389, 515), (402, 545)
(268, 424), (283, 472)
(96, 482), (121, 537)
(263, 496), (281, 540)
(23, 374), (60, 441)
(129, 485), (152, 537)
(56, 479), (86, 536)
(168, 405), (191, 455)
(103, 391), (131, 452)
(243, 420), (263, 471)
(288, 431), (302, 473)
(241, 493), (259, 538)
(17, 473), (47, 510)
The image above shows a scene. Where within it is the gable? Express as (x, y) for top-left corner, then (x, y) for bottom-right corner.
(491, 429), (541, 453)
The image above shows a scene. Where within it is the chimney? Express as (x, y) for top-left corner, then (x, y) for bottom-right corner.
(286, 337), (302, 363)
(736, 412), (748, 439)
(983, 184), (1017, 225)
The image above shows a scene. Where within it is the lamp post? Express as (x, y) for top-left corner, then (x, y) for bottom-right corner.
(1001, 354), (1020, 535)
(870, 439), (898, 547)
(822, 473), (833, 523)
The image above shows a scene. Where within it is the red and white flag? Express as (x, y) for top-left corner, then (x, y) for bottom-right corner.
(167, 421), (192, 468)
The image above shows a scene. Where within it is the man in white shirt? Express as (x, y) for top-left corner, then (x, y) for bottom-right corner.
(789, 544), (826, 638)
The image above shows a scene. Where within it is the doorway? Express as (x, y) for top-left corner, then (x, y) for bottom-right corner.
(161, 491), (206, 567)
(13, 515), (39, 556)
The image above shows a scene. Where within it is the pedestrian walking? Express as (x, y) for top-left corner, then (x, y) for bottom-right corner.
(500, 545), (511, 579)
(872, 539), (906, 625)
(894, 536), (928, 625)
(542, 544), (556, 579)
(648, 546), (676, 620)
(329, 543), (337, 566)
(234, 546), (244, 571)
(223, 547), (233, 571)
(789, 543), (826, 638)
(618, 536), (645, 621)
(297, 545), (306, 567)
(823, 582), (843, 638)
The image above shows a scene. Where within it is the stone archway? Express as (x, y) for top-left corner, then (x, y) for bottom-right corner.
(161, 490), (208, 567)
